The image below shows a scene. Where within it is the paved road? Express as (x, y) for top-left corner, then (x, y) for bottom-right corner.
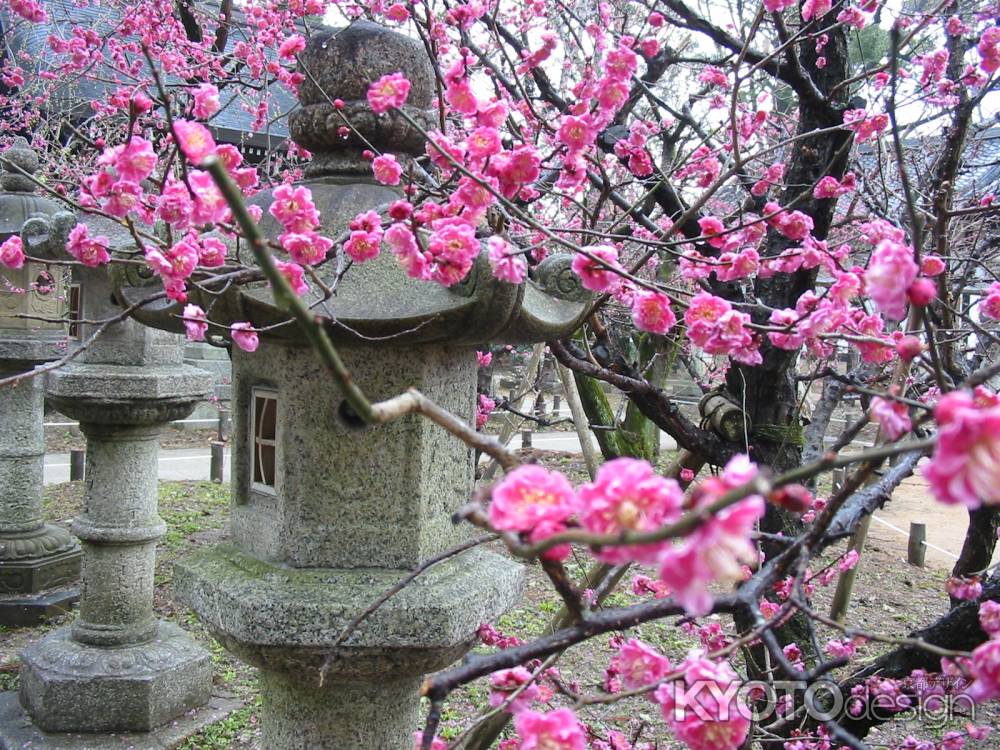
(42, 430), (681, 485)
(45, 435), (971, 568)
(44, 447), (232, 485)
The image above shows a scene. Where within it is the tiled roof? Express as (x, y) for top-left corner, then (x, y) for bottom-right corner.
(1, 0), (296, 150)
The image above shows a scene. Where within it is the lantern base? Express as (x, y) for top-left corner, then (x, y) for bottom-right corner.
(17, 621), (212, 733)
(0, 586), (78, 629)
(0, 690), (241, 750)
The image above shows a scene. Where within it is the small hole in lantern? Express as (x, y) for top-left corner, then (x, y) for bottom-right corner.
(34, 271), (54, 295)
(337, 400), (367, 430)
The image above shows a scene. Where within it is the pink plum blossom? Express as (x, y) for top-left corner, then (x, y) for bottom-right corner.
(489, 465), (577, 534)
(367, 72), (411, 114)
(66, 224), (111, 267)
(344, 230), (382, 263)
(824, 638), (858, 659)
(385, 3), (410, 22)
(895, 335), (924, 362)
(192, 83), (220, 120)
(475, 394), (495, 430)
(774, 210), (814, 241)
(840, 549), (860, 571)
(907, 277), (937, 307)
(275, 260), (308, 296)
(571, 246), (621, 293)
(111, 137), (157, 182)
(411, 734), (446, 750)
(488, 667), (540, 713)
(684, 293), (760, 365)
(870, 394), (911, 440)
(653, 652), (750, 750)
(923, 389), (1000, 508)
(514, 708), (587, 750)
(152, 237), (199, 280)
(230, 322), (259, 353)
(444, 80), (479, 115)
(813, 174), (855, 199)
(487, 236), (527, 283)
(385, 223), (427, 280)
(278, 34), (306, 59)
(921, 254), (946, 276)
(843, 109), (890, 142)
(980, 282), (1000, 320)
(577, 458), (684, 563)
(768, 308), (806, 350)
(979, 601), (1000, 637)
(372, 154), (403, 185)
(964, 639), (1000, 703)
(557, 114), (598, 153)
(658, 456), (765, 616)
(101, 180), (143, 218)
(197, 236), (227, 267)
(9, 0), (46, 22)
(630, 290), (677, 335)
(182, 304), (208, 341)
(270, 184), (320, 233)
(978, 27), (1000, 74)
(697, 215), (726, 248)
(802, 0), (833, 21)
(467, 126), (502, 160)
(865, 239), (918, 320)
(0, 236), (25, 269)
(280, 232), (332, 266)
(426, 217), (479, 286)
(611, 639), (671, 691)
(945, 576), (983, 601)
(172, 120), (217, 165)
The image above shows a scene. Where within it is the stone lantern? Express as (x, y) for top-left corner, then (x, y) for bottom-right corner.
(5, 212), (218, 740)
(110, 21), (590, 749)
(0, 138), (81, 627)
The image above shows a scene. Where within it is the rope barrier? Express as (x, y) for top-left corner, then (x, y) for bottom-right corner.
(870, 513), (960, 561)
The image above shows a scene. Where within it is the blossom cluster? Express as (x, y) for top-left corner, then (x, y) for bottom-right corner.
(489, 456), (764, 618)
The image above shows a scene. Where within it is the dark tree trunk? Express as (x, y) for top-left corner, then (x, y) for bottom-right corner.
(728, 8), (853, 669)
(832, 574), (1000, 741)
(950, 507), (1000, 607)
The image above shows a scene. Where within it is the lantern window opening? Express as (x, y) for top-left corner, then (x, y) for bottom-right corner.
(251, 387), (279, 494)
(68, 283), (82, 340)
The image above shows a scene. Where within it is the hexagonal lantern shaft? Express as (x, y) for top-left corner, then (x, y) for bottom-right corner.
(15, 244), (216, 736)
(0, 138), (81, 627)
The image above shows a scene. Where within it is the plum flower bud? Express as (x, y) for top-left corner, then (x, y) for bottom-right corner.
(895, 334), (924, 362)
(768, 484), (814, 514)
(130, 90), (153, 115)
(907, 277), (937, 306)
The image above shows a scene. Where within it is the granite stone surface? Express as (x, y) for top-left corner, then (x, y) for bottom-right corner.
(18, 622), (213, 733)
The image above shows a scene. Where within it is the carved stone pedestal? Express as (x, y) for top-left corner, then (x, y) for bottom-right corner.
(13, 259), (216, 741)
(0, 371), (80, 626)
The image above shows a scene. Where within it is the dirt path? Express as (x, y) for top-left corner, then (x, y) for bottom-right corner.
(866, 461), (999, 570)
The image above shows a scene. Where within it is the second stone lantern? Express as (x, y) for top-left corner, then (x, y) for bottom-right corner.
(117, 21), (590, 750)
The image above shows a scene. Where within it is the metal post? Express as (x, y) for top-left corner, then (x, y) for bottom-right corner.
(70, 448), (86, 482)
(831, 467), (846, 494)
(908, 522), (927, 567)
(217, 408), (231, 442)
(521, 430), (532, 449)
(210, 441), (225, 484)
